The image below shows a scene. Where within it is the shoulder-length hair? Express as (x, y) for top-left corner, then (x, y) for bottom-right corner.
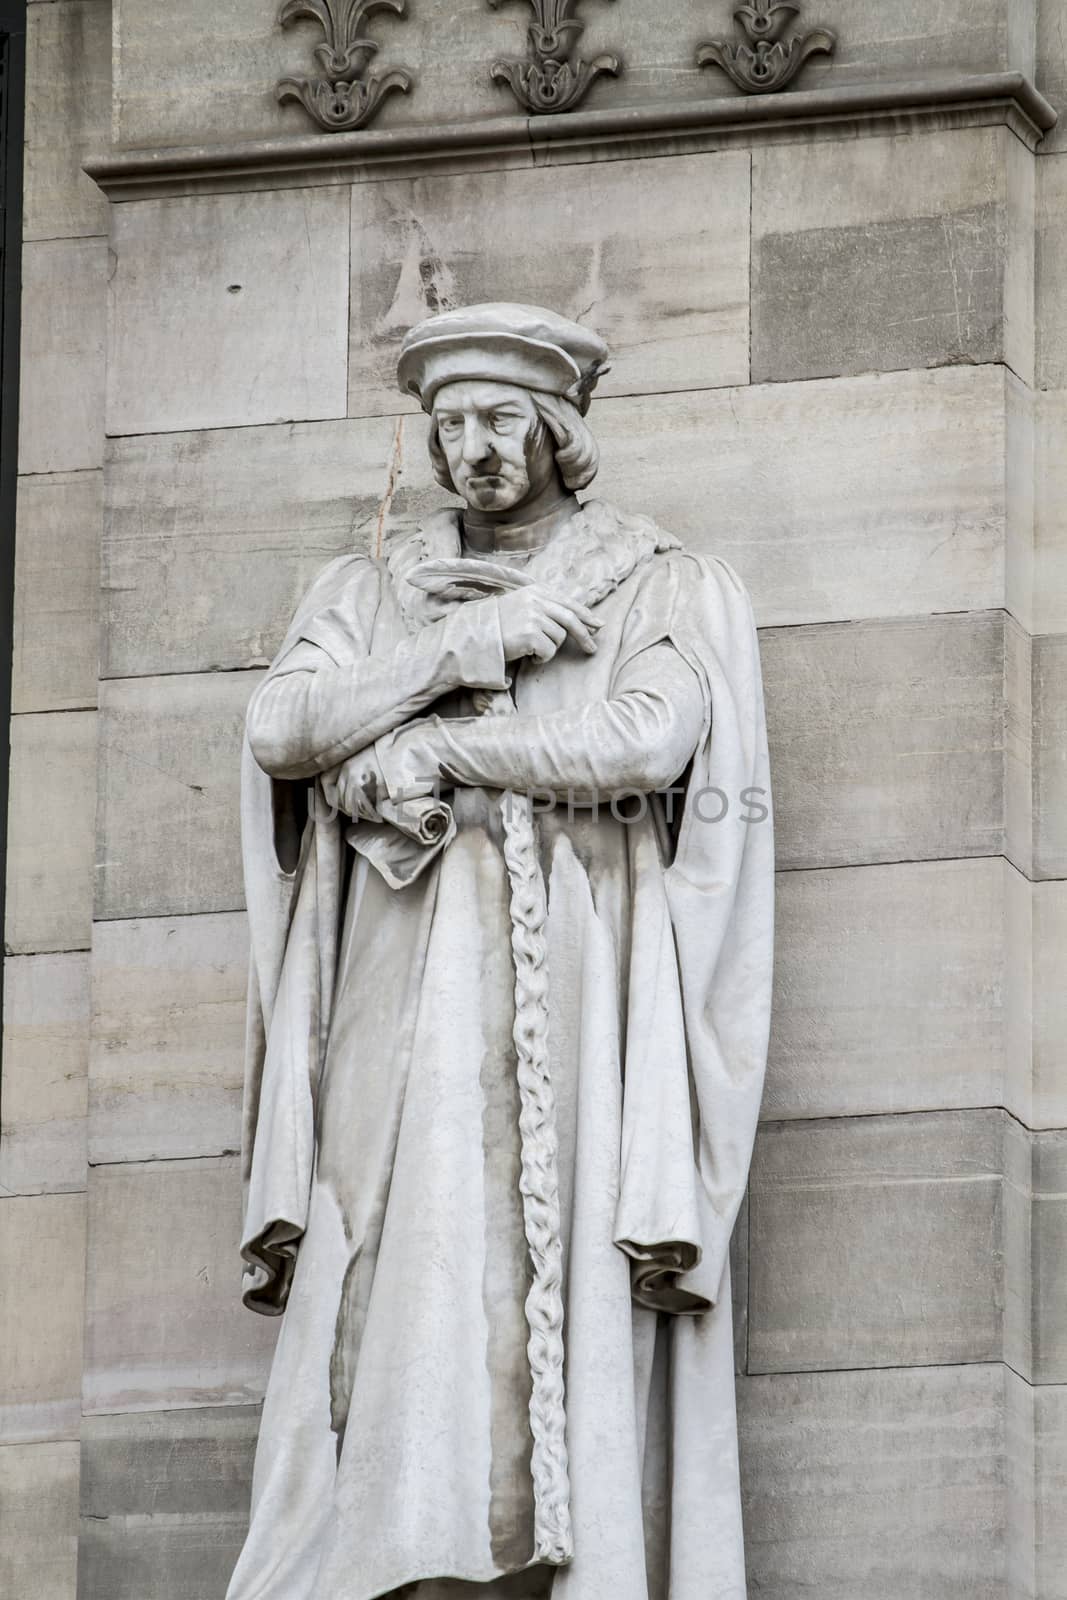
(427, 390), (599, 497)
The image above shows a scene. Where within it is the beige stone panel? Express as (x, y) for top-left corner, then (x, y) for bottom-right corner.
(748, 1110), (1007, 1373)
(96, 671), (258, 922)
(18, 238), (105, 475)
(102, 417), (399, 678)
(1035, 389), (1067, 633)
(24, 0), (110, 241)
(1037, 152), (1067, 390)
(1039, 0), (1067, 154)
(596, 367), (1011, 628)
(14, 471), (100, 712)
(78, 1407), (257, 1600)
(1034, 1130), (1067, 1384)
(1034, 880), (1067, 1130)
(739, 1364), (1009, 1600)
(111, 0), (1025, 149)
(0, 1441), (79, 1600)
(762, 611), (1008, 871)
(1034, 632), (1067, 878)
(1036, 1385), (1067, 1599)
(83, 1157), (276, 1414)
(5, 710), (96, 955)
(752, 128), (1023, 384)
(89, 913), (248, 1165)
(768, 859), (1010, 1122)
(106, 187), (350, 437)
(0, 1193), (85, 1442)
(0, 953), (88, 1197)
(348, 152), (750, 416)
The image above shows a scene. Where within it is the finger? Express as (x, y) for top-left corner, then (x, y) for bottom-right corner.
(539, 599), (599, 656)
(533, 590), (601, 630)
(530, 629), (562, 663)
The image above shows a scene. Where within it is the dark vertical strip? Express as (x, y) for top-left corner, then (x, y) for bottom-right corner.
(0, 0), (27, 1125)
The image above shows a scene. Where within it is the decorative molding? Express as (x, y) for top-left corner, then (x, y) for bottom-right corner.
(697, 1), (835, 95)
(276, 0), (413, 131)
(488, 0), (621, 114)
(85, 74), (1058, 202)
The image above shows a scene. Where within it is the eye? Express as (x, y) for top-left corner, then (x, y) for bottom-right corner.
(490, 411), (520, 431)
(437, 416), (462, 434)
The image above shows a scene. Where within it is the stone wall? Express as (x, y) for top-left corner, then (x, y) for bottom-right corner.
(2, 2), (1066, 1596)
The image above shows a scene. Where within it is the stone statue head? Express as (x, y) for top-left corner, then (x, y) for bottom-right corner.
(397, 303), (610, 515)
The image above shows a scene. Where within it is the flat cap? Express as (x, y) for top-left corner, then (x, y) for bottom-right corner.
(397, 302), (610, 415)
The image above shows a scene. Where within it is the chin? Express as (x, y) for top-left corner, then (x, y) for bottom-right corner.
(464, 481), (523, 513)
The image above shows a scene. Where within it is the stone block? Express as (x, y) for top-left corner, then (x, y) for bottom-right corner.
(0, 1441), (80, 1600)
(83, 1157), (277, 1415)
(78, 1407), (257, 1600)
(1034, 881), (1067, 1131)
(1034, 633), (1067, 878)
(762, 611), (1012, 871)
(768, 858), (1013, 1121)
(1037, 153), (1067, 390)
(752, 127), (1029, 385)
(1035, 389), (1067, 633)
(14, 470), (100, 712)
(89, 913), (249, 1164)
(95, 672), (258, 922)
(1036, 1385), (1067, 1600)
(106, 187), (350, 437)
(1033, 1130), (1067, 1384)
(1039, 0), (1067, 154)
(5, 711), (96, 955)
(102, 417), (400, 678)
(18, 238), (105, 475)
(348, 152), (750, 416)
(738, 1363), (1009, 1600)
(747, 1110), (1009, 1373)
(0, 1193), (85, 1443)
(0, 952), (88, 1197)
(24, 0), (110, 241)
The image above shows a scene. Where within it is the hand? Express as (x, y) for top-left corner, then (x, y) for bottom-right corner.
(322, 747), (385, 822)
(494, 586), (599, 664)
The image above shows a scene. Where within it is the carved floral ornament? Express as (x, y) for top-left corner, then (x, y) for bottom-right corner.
(697, 1), (836, 94)
(274, 0), (837, 133)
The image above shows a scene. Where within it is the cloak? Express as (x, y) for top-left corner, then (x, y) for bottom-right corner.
(233, 500), (773, 1600)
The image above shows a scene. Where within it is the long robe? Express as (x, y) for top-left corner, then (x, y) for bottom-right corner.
(229, 500), (773, 1600)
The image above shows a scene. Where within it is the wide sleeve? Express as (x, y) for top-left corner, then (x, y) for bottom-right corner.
(375, 641), (706, 802)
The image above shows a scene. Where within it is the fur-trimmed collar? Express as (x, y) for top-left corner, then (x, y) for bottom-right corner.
(386, 499), (680, 632)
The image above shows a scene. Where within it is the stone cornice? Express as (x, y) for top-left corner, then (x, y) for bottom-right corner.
(85, 71), (1057, 202)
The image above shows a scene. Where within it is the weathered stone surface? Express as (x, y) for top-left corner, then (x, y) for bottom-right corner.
(0, 1193), (85, 1442)
(1034, 881), (1067, 1131)
(106, 188), (350, 437)
(1035, 389), (1067, 633)
(1033, 1131), (1067, 1385)
(19, 238), (105, 475)
(0, 952), (88, 1197)
(89, 913), (248, 1165)
(0, 1440), (80, 1600)
(102, 366), (1018, 682)
(738, 1363), (1009, 1600)
(83, 1157), (276, 1415)
(6, 711), (96, 955)
(102, 418), (400, 678)
(752, 127), (1028, 385)
(14, 470), (100, 712)
(768, 859), (1014, 1121)
(78, 1407), (257, 1600)
(348, 153), (750, 416)
(748, 1110), (1010, 1373)
(1036, 1385), (1067, 1599)
(1038, 0), (1067, 155)
(762, 611), (1012, 871)
(1034, 633), (1067, 878)
(95, 673), (258, 922)
(1037, 153), (1067, 390)
(24, 0), (110, 241)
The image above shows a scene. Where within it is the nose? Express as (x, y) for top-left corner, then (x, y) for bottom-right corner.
(461, 415), (497, 467)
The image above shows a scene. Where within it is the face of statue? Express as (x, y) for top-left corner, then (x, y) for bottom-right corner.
(432, 380), (557, 515)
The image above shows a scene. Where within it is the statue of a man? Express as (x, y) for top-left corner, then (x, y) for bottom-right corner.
(230, 304), (773, 1600)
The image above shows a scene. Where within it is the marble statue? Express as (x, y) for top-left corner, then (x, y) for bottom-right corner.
(230, 303), (774, 1600)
